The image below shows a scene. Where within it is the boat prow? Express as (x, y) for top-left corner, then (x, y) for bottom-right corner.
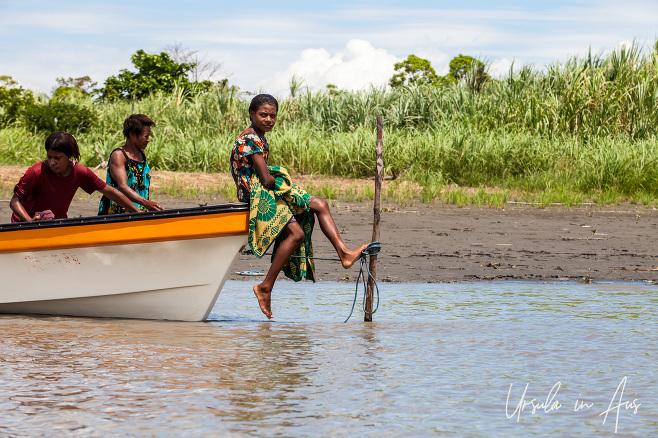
(0, 203), (249, 321)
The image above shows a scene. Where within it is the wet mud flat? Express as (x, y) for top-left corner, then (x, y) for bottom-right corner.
(5, 193), (657, 284)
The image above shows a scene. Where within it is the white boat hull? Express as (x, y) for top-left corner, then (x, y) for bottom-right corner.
(0, 236), (246, 321)
(0, 204), (249, 321)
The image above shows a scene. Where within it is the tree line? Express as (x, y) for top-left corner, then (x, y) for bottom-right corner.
(3, 42), (657, 142)
(389, 54), (489, 92)
(0, 48), (485, 135)
(0, 45), (229, 134)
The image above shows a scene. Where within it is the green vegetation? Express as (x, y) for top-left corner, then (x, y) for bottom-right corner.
(0, 76), (36, 127)
(1, 74), (97, 134)
(96, 46), (228, 102)
(389, 55), (442, 88)
(2, 42), (658, 207)
(98, 50), (213, 101)
(389, 54), (489, 90)
(52, 76), (97, 100)
(23, 100), (97, 133)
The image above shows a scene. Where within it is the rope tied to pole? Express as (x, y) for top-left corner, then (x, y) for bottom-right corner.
(240, 241), (382, 322)
(344, 241), (381, 323)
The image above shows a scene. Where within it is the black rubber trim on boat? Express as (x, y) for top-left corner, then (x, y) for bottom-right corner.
(0, 203), (250, 233)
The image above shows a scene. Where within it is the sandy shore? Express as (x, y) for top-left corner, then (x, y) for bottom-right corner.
(237, 201), (658, 284)
(3, 189), (655, 284)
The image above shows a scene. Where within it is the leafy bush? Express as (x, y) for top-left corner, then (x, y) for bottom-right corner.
(0, 76), (36, 128)
(97, 50), (196, 101)
(23, 101), (97, 133)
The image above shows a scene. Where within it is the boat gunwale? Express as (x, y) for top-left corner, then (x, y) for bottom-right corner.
(0, 202), (250, 233)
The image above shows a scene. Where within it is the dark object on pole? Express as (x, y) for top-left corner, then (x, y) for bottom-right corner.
(365, 115), (384, 322)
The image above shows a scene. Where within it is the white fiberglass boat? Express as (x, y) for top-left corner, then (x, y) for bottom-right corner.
(0, 203), (249, 321)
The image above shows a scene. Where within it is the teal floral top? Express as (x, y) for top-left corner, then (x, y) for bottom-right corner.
(98, 148), (151, 215)
(230, 127), (269, 203)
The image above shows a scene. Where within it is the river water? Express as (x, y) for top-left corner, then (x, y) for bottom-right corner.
(0, 280), (656, 437)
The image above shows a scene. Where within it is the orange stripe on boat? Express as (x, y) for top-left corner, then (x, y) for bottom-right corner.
(0, 210), (249, 253)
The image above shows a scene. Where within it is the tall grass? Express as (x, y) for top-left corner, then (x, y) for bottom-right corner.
(279, 41), (658, 140)
(2, 41), (658, 205)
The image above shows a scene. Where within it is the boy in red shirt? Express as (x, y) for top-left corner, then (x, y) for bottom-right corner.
(10, 131), (140, 222)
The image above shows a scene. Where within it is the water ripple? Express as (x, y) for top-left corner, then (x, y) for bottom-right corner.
(0, 280), (655, 436)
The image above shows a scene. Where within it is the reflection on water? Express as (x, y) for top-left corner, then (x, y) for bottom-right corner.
(0, 280), (656, 436)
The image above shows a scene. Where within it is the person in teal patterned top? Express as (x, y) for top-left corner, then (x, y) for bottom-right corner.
(98, 114), (164, 215)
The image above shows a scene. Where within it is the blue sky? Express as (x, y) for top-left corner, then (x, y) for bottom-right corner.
(1, 0), (657, 96)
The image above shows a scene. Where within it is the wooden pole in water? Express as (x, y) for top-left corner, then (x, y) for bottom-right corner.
(365, 115), (384, 322)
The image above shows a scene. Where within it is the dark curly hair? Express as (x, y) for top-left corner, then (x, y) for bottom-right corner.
(248, 94), (278, 120)
(45, 131), (80, 161)
(123, 114), (155, 138)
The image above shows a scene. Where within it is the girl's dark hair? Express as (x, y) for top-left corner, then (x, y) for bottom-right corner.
(123, 114), (155, 138)
(248, 94), (278, 119)
(45, 131), (80, 161)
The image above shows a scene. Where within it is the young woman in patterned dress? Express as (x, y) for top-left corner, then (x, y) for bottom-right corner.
(230, 94), (368, 319)
(98, 114), (164, 215)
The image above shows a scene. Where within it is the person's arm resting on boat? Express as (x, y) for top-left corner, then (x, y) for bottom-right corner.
(99, 186), (142, 213)
(9, 195), (39, 222)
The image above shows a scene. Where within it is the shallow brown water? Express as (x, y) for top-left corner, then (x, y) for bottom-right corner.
(0, 280), (656, 436)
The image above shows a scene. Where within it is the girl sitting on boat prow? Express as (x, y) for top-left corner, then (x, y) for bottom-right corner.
(9, 131), (140, 222)
(98, 114), (163, 215)
(230, 93), (368, 319)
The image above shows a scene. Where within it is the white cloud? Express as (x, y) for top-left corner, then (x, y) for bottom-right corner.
(3, 1), (658, 94)
(488, 58), (517, 79)
(259, 39), (399, 96)
(615, 40), (636, 51)
(414, 49), (452, 77)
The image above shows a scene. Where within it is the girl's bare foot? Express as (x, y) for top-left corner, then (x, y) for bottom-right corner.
(253, 284), (273, 319)
(341, 243), (370, 269)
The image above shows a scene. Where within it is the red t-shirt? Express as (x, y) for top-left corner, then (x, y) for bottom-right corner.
(11, 161), (107, 222)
